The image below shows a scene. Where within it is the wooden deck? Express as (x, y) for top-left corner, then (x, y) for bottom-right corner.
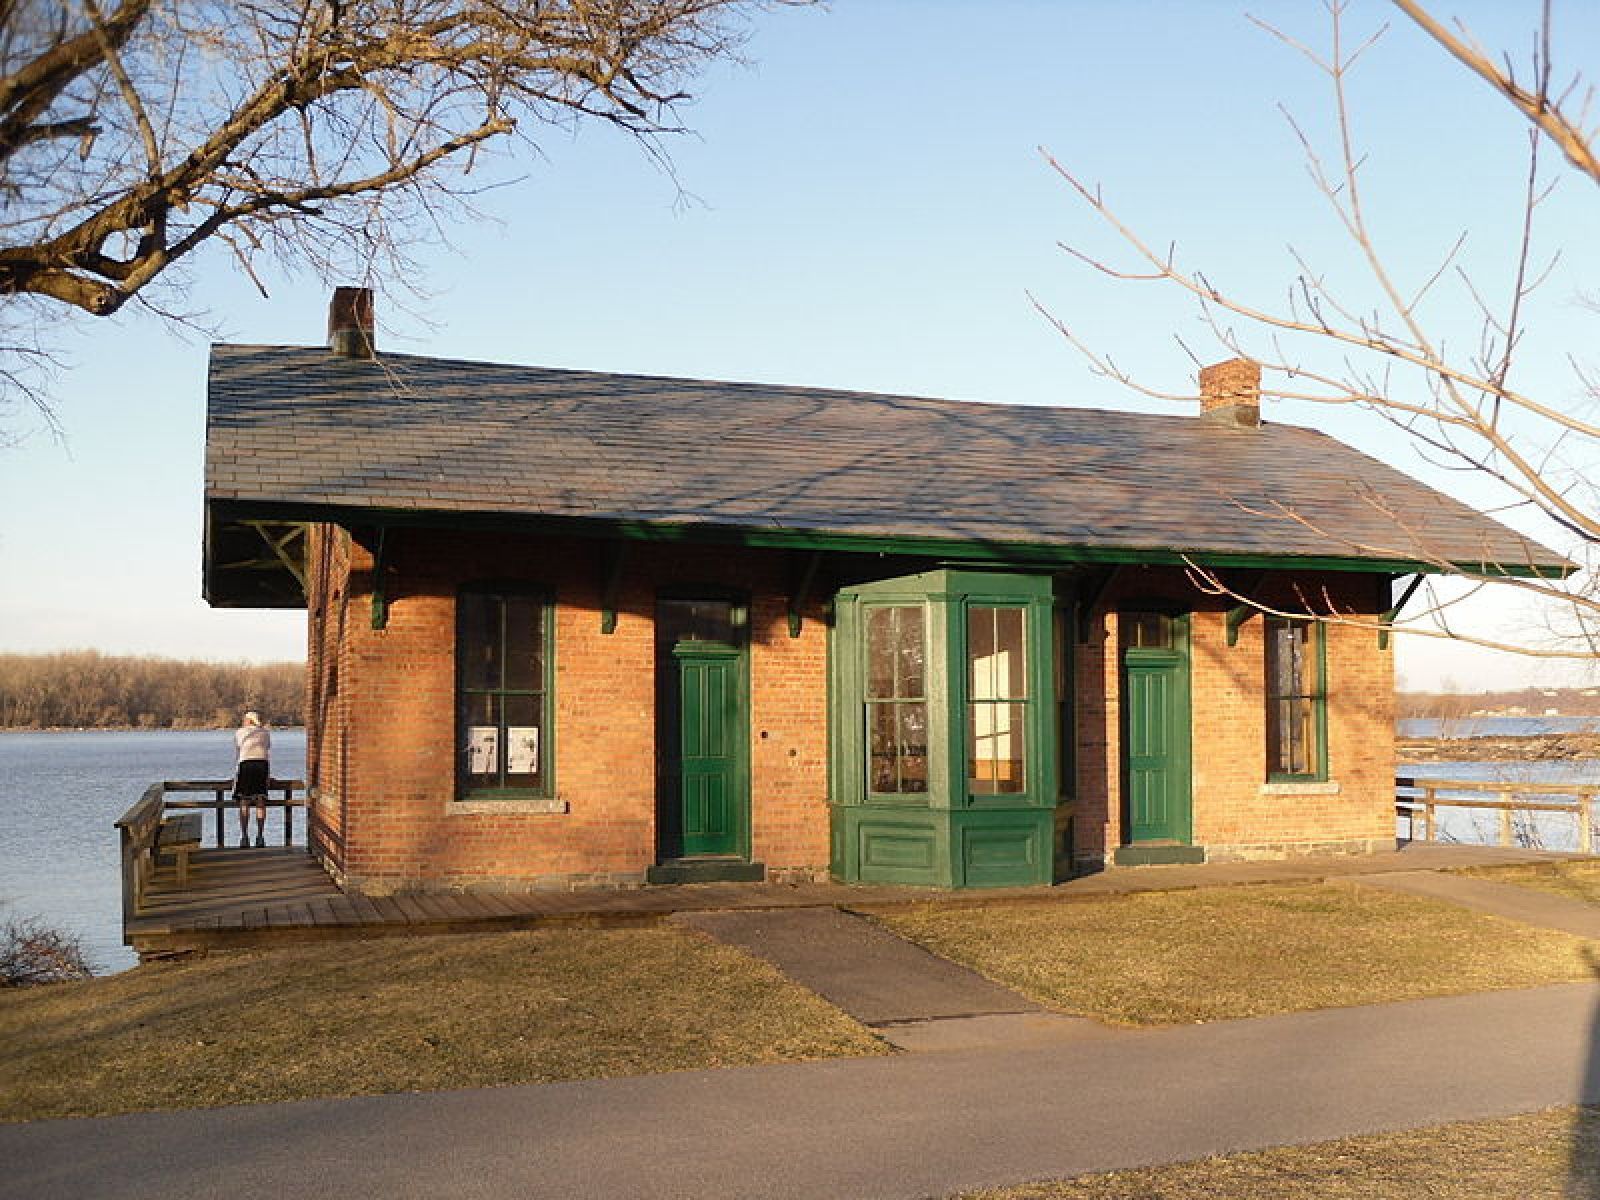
(123, 842), (1589, 959)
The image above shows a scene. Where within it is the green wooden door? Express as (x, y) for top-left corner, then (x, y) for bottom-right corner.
(1122, 616), (1191, 844)
(674, 647), (744, 856)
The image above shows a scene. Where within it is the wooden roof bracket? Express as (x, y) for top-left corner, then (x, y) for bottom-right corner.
(369, 526), (390, 630)
(1378, 574), (1425, 650)
(243, 521), (308, 592)
(600, 540), (628, 634)
(788, 550), (824, 638)
(1222, 570), (1268, 647)
(1075, 566), (1121, 643)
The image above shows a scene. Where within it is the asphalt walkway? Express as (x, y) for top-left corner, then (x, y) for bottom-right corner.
(6, 980), (1600, 1200)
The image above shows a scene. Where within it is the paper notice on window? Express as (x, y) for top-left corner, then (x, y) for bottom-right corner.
(507, 727), (540, 775)
(465, 726), (500, 775)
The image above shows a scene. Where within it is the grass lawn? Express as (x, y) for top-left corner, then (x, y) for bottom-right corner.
(1464, 860), (1600, 905)
(871, 882), (1600, 1025)
(956, 1106), (1600, 1199)
(0, 925), (887, 1123)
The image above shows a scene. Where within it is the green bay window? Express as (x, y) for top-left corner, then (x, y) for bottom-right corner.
(1265, 617), (1326, 780)
(457, 587), (553, 799)
(831, 570), (1064, 888)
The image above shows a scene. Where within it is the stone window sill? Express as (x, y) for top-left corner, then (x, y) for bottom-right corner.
(452, 796), (569, 815)
(1259, 780), (1341, 798)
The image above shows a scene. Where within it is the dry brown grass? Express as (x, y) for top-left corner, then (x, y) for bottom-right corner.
(1464, 860), (1600, 905)
(957, 1106), (1600, 1199)
(0, 925), (888, 1123)
(872, 882), (1600, 1025)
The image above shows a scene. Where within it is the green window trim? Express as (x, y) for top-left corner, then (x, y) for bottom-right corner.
(455, 583), (556, 802)
(1264, 616), (1328, 783)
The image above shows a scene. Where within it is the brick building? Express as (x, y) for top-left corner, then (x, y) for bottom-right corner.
(201, 291), (1566, 893)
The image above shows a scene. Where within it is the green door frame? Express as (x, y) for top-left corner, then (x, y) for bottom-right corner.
(1120, 611), (1193, 846)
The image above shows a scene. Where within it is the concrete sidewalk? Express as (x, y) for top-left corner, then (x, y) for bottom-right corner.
(6, 980), (1599, 1200)
(1351, 869), (1600, 939)
(676, 907), (1104, 1052)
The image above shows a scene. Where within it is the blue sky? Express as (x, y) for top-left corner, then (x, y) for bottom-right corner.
(2, 1), (1596, 691)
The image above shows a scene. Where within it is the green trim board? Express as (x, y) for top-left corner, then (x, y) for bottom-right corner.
(203, 497), (1567, 610)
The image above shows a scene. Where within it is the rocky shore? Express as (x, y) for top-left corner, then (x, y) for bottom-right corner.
(1397, 732), (1600, 763)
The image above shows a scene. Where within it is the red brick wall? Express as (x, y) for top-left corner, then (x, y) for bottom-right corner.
(304, 528), (830, 893)
(1071, 568), (1395, 865)
(307, 537), (1398, 889)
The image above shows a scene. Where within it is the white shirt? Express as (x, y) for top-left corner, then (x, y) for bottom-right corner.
(235, 725), (271, 763)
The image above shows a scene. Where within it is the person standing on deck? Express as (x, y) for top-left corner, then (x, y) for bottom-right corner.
(234, 711), (271, 848)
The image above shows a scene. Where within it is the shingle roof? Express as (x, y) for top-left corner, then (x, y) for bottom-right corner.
(204, 344), (1567, 576)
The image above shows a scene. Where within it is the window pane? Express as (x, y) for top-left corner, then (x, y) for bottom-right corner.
(502, 693), (543, 789)
(502, 595), (543, 691)
(969, 606), (1026, 701)
(969, 702), (1026, 794)
(896, 607), (926, 698)
(460, 691), (500, 786)
(968, 607), (997, 700)
(1120, 612), (1171, 650)
(659, 599), (736, 646)
(898, 702), (929, 792)
(868, 702), (900, 792)
(459, 592), (500, 690)
(867, 606), (924, 700)
(867, 700), (928, 794)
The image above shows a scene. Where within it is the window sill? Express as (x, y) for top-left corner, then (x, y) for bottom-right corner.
(452, 795), (569, 815)
(1259, 780), (1340, 798)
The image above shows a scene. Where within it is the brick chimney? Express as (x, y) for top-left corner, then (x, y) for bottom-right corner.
(1199, 357), (1260, 427)
(327, 287), (375, 359)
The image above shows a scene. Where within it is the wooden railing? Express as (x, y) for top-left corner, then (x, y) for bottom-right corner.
(114, 779), (307, 928)
(1396, 774), (1599, 852)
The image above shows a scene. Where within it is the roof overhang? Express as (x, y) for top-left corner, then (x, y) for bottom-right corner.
(202, 496), (1571, 610)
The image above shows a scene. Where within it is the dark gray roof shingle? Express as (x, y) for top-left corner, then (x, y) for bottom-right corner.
(204, 344), (1567, 573)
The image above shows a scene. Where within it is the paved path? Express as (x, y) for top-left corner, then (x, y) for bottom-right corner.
(1351, 869), (1600, 939)
(677, 908), (1101, 1051)
(7, 981), (1600, 1200)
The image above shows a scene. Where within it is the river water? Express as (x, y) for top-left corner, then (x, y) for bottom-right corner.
(0, 729), (306, 974)
(2, 721), (1597, 977)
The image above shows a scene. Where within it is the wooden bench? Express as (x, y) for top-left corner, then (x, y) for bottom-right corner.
(156, 813), (203, 886)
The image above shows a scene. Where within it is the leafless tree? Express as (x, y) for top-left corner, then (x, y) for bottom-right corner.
(1040, 0), (1600, 665)
(0, 0), (795, 417)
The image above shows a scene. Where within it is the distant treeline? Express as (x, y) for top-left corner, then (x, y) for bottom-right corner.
(1398, 686), (1600, 719)
(0, 652), (303, 729)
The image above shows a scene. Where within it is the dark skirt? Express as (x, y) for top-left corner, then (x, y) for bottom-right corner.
(235, 758), (270, 801)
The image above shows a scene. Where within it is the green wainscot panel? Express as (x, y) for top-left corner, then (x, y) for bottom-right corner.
(954, 808), (1052, 888)
(835, 806), (1052, 888)
(837, 808), (952, 887)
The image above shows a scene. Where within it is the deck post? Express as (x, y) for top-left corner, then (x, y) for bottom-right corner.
(1423, 788), (1436, 842)
(215, 786), (227, 847)
(1499, 797), (1514, 847)
(1582, 792), (1594, 855)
